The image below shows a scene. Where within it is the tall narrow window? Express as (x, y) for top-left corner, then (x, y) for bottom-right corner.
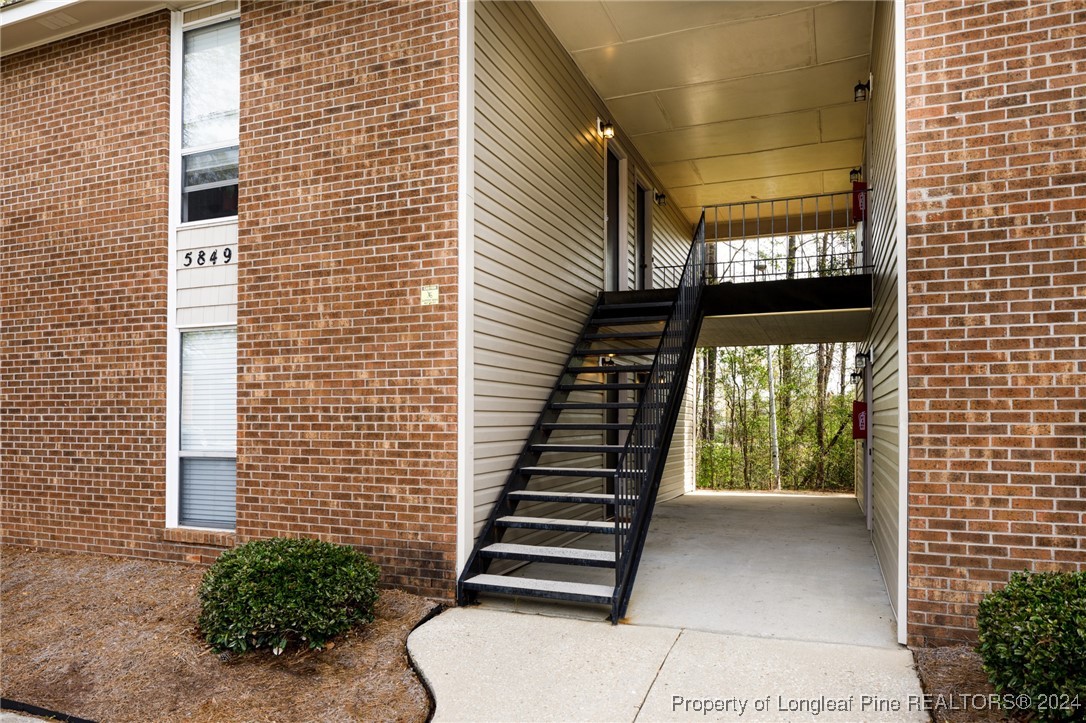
(181, 19), (239, 223)
(180, 328), (236, 528)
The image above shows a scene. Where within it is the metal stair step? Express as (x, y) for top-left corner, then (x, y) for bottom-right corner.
(588, 315), (668, 325)
(557, 382), (645, 392)
(495, 515), (616, 534)
(550, 401), (640, 410)
(479, 543), (616, 567)
(462, 574), (615, 605)
(583, 330), (664, 341)
(567, 364), (654, 374)
(531, 443), (631, 454)
(573, 347), (657, 356)
(508, 490), (617, 505)
(597, 301), (673, 312)
(520, 466), (635, 478)
(540, 422), (632, 431)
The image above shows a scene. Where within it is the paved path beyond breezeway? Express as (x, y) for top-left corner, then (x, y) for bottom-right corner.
(408, 607), (927, 722)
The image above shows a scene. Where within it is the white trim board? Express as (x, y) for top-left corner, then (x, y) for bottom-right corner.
(455, 0), (476, 575)
(894, 0), (909, 646)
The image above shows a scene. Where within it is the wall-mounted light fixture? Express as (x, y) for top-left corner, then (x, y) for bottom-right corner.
(596, 117), (615, 139)
(850, 372), (863, 384)
(854, 81), (870, 102)
(653, 191), (666, 206)
(854, 350), (871, 374)
(850, 167), (863, 183)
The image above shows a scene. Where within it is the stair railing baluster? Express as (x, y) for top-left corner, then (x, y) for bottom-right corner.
(611, 213), (706, 622)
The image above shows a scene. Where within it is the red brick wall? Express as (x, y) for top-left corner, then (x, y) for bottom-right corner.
(2, 2), (461, 600)
(0, 14), (186, 559)
(235, 1), (460, 597)
(905, 0), (1086, 645)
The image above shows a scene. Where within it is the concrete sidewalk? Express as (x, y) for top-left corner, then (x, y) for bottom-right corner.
(408, 607), (927, 722)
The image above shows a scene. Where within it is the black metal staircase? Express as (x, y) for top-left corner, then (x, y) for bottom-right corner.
(458, 216), (706, 622)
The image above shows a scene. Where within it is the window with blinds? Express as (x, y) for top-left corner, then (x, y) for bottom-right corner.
(180, 328), (236, 529)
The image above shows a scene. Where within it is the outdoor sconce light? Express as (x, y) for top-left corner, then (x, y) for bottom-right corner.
(850, 372), (862, 384)
(854, 81), (870, 102)
(654, 191), (667, 206)
(850, 168), (862, 183)
(854, 351), (870, 374)
(596, 118), (615, 139)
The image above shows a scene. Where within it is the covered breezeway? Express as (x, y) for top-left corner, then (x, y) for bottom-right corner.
(487, 489), (897, 650)
(626, 491), (897, 647)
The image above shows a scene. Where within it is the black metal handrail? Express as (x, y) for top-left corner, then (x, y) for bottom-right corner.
(611, 213), (705, 622)
(655, 190), (872, 287)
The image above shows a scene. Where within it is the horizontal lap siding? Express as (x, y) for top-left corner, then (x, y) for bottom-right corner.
(653, 201), (697, 502)
(473, 1), (694, 537)
(867, 0), (902, 623)
(474, 1), (605, 540)
(176, 222), (238, 327)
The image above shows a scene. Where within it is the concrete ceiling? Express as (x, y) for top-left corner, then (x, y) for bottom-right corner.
(698, 308), (870, 347)
(534, 0), (875, 225)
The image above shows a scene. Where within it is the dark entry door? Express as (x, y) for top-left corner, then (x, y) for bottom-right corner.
(636, 182), (648, 289)
(606, 149), (620, 290)
(604, 150), (622, 504)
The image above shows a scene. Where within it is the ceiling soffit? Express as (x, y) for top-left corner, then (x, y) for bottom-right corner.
(534, 0), (876, 225)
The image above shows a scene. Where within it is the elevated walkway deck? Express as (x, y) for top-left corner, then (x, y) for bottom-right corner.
(698, 273), (872, 346)
(614, 273), (873, 348)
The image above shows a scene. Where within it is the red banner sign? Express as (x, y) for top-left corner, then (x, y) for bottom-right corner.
(852, 401), (868, 439)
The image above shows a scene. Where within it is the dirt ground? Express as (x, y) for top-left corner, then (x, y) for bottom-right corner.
(1, 547), (439, 723)
(913, 646), (1017, 723)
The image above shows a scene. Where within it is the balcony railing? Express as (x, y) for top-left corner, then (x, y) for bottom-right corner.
(656, 190), (871, 287)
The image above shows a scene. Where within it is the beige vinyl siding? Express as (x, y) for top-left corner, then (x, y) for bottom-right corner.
(653, 202), (697, 501)
(176, 221), (237, 327)
(658, 366), (696, 500)
(473, 1), (691, 537)
(865, 1), (901, 617)
(651, 197), (695, 288)
(624, 176), (696, 290)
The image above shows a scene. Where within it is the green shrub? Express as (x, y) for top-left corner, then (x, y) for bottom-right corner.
(198, 537), (380, 655)
(976, 570), (1086, 722)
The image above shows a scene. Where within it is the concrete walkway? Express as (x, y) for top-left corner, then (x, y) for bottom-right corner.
(409, 608), (925, 722)
(410, 493), (925, 722)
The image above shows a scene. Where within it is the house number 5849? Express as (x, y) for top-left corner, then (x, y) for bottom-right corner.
(183, 247), (233, 267)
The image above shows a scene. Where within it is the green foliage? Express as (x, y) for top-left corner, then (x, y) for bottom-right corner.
(696, 343), (856, 491)
(976, 571), (1086, 721)
(198, 537), (380, 655)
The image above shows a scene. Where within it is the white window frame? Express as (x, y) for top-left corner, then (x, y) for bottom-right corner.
(177, 7), (240, 229)
(177, 325), (238, 529)
(166, 2), (240, 530)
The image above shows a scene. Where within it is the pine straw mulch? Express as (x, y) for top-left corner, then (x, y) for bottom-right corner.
(1, 547), (440, 723)
(913, 646), (1018, 723)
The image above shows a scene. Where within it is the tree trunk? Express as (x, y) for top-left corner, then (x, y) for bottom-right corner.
(700, 348), (716, 440)
(815, 342), (830, 487)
